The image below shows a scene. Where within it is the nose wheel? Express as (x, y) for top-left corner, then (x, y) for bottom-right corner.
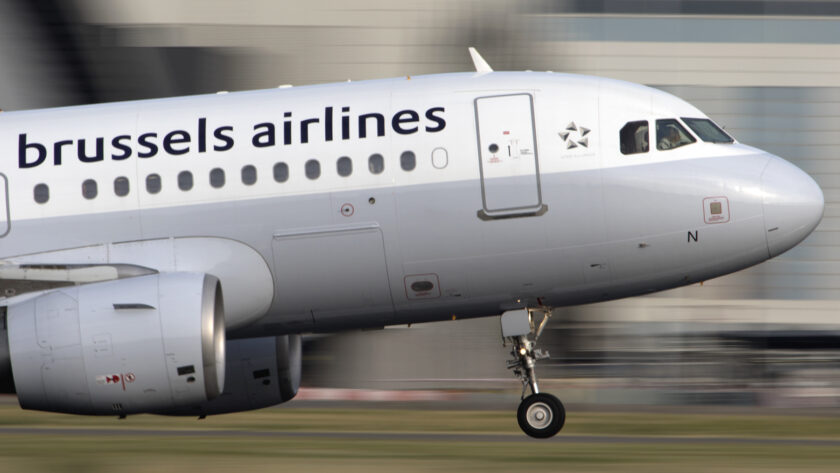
(502, 308), (565, 438)
(518, 392), (565, 438)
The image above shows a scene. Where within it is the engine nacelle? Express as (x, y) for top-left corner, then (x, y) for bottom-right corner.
(157, 334), (301, 416)
(1, 273), (225, 415)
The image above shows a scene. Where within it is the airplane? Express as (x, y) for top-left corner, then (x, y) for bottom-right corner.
(0, 48), (824, 438)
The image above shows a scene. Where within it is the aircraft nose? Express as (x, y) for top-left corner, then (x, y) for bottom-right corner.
(761, 156), (825, 257)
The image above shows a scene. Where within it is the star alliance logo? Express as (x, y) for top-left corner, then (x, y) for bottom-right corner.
(559, 122), (591, 149)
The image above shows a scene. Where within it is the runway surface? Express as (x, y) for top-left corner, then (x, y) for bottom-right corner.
(2, 426), (840, 447)
(2, 405), (840, 473)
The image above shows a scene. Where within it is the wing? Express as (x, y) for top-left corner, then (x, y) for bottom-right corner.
(0, 263), (157, 299)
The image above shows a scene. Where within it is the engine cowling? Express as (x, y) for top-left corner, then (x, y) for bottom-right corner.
(157, 334), (301, 416)
(0, 272), (225, 415)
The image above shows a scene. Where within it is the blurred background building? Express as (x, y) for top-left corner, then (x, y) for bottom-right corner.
(2, 0), (839, 407)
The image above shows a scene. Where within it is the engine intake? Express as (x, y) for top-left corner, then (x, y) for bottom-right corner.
(0, 272), (224, 415)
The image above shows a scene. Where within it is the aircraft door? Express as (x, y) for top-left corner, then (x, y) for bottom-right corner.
(0, 173), (9, 236)
(474, 94), (546, 219)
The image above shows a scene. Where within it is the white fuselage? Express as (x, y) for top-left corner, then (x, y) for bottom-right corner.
(0, 72), (824, 336)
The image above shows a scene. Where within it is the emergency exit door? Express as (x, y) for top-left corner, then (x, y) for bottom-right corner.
(474, 93), (545, 219)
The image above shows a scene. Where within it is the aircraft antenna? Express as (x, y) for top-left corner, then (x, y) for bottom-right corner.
(468, 47), (493, 73)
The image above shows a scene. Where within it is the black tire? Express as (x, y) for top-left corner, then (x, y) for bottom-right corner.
(517, 393), (565, 438)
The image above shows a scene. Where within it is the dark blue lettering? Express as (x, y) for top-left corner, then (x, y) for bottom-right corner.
(214, 126), (234, 151)
(252, 123), (275, 147)
(111, 135), (132, 160)
(283, 112), (292, 145)
(77, 137), (105, 163)
(53, 140), (73, 165)
(425, 107), (446, 132)
(163, 130), (191, 155)
(358, 113), (385, 138)
(18, 134), (46, 168)
(300, 118), (319, 144)
(392, 109), (419, 135)
(16, 106), (446, 168)
(198, 118), (207, 153)
(138, 133), (158, 158)
(324, 107), (333, 141)
(341, 106), (351, 140)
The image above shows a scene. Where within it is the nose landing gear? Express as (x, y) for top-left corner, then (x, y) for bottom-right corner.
(502, 308), (565, 438)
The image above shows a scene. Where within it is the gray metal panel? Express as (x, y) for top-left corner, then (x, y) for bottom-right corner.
(271, 225), (393, 331)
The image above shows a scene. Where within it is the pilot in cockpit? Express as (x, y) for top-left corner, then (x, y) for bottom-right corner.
(658, 126), (681, 150)
(657, 121), (694, 151)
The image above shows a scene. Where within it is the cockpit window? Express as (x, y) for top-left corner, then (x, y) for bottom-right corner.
(656, 119), (696, 151)
(620, 121), (649, 155)
(681, 117), (734, 143)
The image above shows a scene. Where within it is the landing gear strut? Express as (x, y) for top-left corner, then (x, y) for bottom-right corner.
(501, 308), (565, 438)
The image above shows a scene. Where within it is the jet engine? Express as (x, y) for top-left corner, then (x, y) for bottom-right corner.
(0, 272), (225, 415)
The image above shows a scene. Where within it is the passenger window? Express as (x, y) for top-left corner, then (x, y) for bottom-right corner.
(146, 174), (162, 194)
(178, 171), (193, 191)
(34, 183), (49, 204)
(620, 121), (649, 155)
(242, 165), (257, 185)
(656, 119), (696, 151)
(337, 156), (352, 177)
(210, 168), (225, 188)
(273, 162), (289, 183)
(431, 147), (448, 169)
(305, 159), (321, 180)
(400, 151), (416, 171)
(368, 153), (384, 174)
(82, 179), (98, 200)
(114, 177), (130, 197)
